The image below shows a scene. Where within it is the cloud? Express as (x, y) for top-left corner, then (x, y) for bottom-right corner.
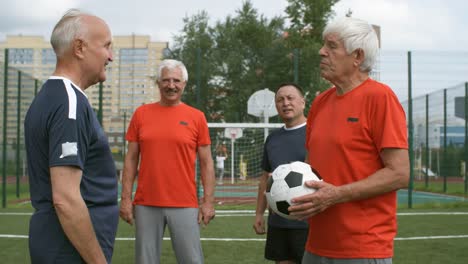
(1, 0), (467, 51)
(79, 0), (288, 42)
(0, 0), (80, 39)
(333, 0), (468, 51)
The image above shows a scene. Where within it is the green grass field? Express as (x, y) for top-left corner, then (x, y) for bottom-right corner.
(413, 181), (468, 196)
(1, 204), (468, 264)
(1, 180), (467, 263)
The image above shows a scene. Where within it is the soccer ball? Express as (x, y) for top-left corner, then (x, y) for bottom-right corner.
(265, 161), (321, 220)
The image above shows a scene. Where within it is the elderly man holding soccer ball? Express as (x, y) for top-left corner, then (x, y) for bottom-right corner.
(289, 17), (409, 264)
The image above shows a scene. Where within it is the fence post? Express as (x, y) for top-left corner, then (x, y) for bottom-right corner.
(443, 89), (447, 193)
(407, 51), (414, 209)
(2, 49), (9, 208)
(34, 79), (39, 96)
(123, 111), (127, 162)
(98, 82), (103, 125)
(293, 48), (299, 83)
(16, 71), (21, 198)
(196, 48), (201, 109)
(425, 94), (429, 188)
(465, 82), (468, 196)
(196, 48), (202, 198)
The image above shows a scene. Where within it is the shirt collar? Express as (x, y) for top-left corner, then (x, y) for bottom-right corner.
(49, 76), (88, 98)
(283, 122), (306, 131)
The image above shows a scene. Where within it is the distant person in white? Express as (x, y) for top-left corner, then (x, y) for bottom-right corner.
(215, 142), (228, 184)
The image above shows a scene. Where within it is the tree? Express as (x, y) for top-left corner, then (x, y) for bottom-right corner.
(284, 0), (340, 111)
(171, 11), (215, 110)
(285, 0), (339, 42)
(170, 0), (340, 122)
(209, 2), (289, 122)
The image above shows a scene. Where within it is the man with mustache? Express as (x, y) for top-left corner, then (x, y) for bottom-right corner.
(289, 17), (409, 263)
(120, 59), (216, 264)
(24, 9), (118, 263)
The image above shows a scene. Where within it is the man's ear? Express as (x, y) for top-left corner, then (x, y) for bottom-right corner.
(73, 38), (86, 59)
(353, 49), (365, 67)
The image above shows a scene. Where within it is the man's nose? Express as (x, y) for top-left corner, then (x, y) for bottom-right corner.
(318, 46), (327, 56)
(167, 79), (176, 86)
(108, 50), (113, 62)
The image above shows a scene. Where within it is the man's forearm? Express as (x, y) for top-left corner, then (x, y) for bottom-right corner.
(55, 198), (106, 263)
(120, 150), (139, 200)
(201, 169), (215, 203)
(202, 181), (215, 204)
(255, 178), (268, 215)
(198, 145), (215, 204)
(120, 167), (136, 201)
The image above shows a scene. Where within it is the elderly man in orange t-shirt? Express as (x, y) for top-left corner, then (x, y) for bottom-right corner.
(289, 17), (409, 264)
(119, 59), (215, 264)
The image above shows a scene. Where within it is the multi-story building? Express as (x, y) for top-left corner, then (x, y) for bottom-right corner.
(0, 34), (167, 157)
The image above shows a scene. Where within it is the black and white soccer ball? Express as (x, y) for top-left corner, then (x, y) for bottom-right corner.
(265, 161), (321, 220)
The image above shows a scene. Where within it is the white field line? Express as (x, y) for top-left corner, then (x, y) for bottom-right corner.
(397, 212), (468, 216)
(0, 234), (28, 239)
(3, 211), (468, 216)
(395, 235), (468, 241)
(1, 234), (468, 242)
(3, 211), (468, 241)
(116, 237), (266, 241)
(0, 212), (32, 215)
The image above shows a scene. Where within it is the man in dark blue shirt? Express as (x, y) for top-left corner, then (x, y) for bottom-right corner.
(24, 8), (118, 264)
(253, 83), (309, 264)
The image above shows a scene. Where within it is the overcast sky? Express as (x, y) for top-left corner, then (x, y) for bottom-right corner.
(1, 0), (468, 51)
(1, 0), (468, 101)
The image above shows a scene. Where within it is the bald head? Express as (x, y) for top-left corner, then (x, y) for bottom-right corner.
(50, 8), (113, 89)
(50, 9), (108, 58)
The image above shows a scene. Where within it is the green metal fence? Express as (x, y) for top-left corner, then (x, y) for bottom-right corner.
(1, 49), (40, 207)
(401, 51), (468, 208)
(402, 79), (468, 201)
(1, 48), (468, 208)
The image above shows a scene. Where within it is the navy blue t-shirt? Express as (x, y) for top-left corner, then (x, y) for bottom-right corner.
(262, 124), (308, 229)
(24, 77), (118, 263)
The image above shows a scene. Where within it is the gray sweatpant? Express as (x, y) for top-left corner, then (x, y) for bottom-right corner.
(135, 205), (203, 264)
(302, 251), (392, 264)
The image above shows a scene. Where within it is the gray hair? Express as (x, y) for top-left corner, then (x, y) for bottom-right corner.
(50, 8), (92, 58)
(323, 17), (379, 73)
(157, 59), (189, 82)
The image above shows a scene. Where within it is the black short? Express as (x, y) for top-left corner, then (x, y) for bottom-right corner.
(264, 226), (308, 263)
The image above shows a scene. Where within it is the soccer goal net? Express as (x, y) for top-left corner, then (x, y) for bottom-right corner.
(199, 123), (283, 205)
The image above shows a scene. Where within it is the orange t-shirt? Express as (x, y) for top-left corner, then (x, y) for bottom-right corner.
(126, 102), (211, 208)
(305, 78), (408, 258)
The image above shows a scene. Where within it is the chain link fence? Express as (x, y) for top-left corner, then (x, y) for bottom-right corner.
(1, 48), (468, 208)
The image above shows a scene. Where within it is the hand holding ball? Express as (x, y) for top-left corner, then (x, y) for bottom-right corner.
(265, 161), (321, 220)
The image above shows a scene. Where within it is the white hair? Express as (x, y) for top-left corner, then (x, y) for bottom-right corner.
(157, 59), (189, 82)
(323, 17), (379, 72)
(50, 8), (92, 58)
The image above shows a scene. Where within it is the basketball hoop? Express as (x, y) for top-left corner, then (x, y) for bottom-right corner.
(223, 127), (243, 185)
(224, 128), (243, 140)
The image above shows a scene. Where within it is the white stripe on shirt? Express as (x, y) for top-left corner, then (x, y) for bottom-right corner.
(49, 76), (86, 120)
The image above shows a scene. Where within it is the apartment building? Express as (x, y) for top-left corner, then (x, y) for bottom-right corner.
(0, 34), (167, 156)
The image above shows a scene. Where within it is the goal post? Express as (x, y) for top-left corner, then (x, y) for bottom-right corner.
(203, 123), (283, 204)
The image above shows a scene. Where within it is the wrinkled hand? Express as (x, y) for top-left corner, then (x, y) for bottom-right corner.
(252, 214), (266, 235)
(119, 198), (134, 225)
(288, 180), (340, 220)
(198, 201), (215, 226)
